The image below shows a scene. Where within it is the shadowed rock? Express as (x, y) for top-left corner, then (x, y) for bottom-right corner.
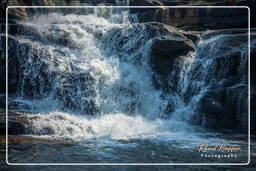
(151, 38), (194, 75)
(0, 111), (28, 135)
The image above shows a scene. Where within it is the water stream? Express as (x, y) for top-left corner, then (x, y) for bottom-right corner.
(6, 7), (249, 163)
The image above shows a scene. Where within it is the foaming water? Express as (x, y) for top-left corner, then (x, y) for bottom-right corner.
(26, 111), (207, 145)
(6, 7), (252, 164)
(18, 8), (167, 119)
(12, 8), (243, 144)
(14, 8), (206, 144)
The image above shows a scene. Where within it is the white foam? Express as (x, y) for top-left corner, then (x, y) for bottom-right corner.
(26, 111), (202, 142)
(17, 8), (211, 144)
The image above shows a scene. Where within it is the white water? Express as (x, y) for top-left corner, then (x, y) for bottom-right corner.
(21, 9), (167, 118)
(26, 111), (200, 141)
(14, 8), (202, 142)
(15, 7), (247, 145)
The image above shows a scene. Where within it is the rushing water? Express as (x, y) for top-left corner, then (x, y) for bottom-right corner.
(6, 7), (249, 163)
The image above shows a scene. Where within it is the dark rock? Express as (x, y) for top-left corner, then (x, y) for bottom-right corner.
(2, 0), (256, 31)
(183, 32), (201, 44)
(170, 8), (248, 31)
(6, 120), (26, 135)
(150, 38), (194, 75)
(0, 95), (5, 109)
(0, 36), (6, 95)
(101, 22), (194, 68)
(194, 84), (248, 132)
(225, 85), (248, 131)
(166, 31), (250, 133)
(181, 34), (248, 103)
(195, 88), (228, 129)
(129, 1), (252, 31)
(0, 112), (29, 135)
(251, 42), (256, 134)
(149, 25), (195, 91)
(129, 0), (164, 14)
(251, 86), (256, 135)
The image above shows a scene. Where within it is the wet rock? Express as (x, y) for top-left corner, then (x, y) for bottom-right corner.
(0, 112), (29, 135)
(0, 34), (54, 97)
(182, 33), (248, 102)
(170, 32), (251, 133)
(0, 41), (5, 95)
(226, 85), (248, 131)
(193, 83), (248, 132)
(55, 72), (98, 115)
(150, 38), (194, 76)
(102, 22), (195, 69)
(167, 8), (248, 31)
(251, 86), (256, 135)
(129, 0), (254, 30)
(183, 32), (201, 44)
(149, 24), (195, 91)
(195, 88), (228, 130)
(251, 45), (256, 135)
(0, 33), (99, 115)
(0, 35), (19, 95)
(0, 95), (5, 109)
(2, 0), (256, 31)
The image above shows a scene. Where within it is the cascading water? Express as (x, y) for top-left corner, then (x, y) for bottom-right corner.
(171, 34), (248, 128)
(12, 8), (195, 141)
(5, 6), (250, 163)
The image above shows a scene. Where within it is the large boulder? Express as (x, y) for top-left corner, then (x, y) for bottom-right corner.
(143, 23), (195, 91)
(150, 38), (194, 76)
(194, 85), (248, 132)
(194, 88), (227, 129)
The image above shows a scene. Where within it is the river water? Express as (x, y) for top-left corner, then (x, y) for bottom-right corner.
(5, 7), (249, 164)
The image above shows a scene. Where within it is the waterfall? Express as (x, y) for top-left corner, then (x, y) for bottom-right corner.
(8, 7), (248, 140)
(171, 33), (248, 128)
(16, 8), (168, 118)
(9, 7), (181, 140)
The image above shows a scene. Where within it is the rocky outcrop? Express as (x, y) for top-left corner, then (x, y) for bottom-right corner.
(2, 0), (255, 31)
(180, 31), (251, 132)
(150, 34), (195, 91)
(0, 33), (100, 114)
(150, 38), (194, 76)
(0, 34), (52, 96)
(132, 7), (249, 31)
(0, 111), (29, 135)
(0, 0), (254, 135)
(130, 0), (255, 30)
(148, 28), (251, 133)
